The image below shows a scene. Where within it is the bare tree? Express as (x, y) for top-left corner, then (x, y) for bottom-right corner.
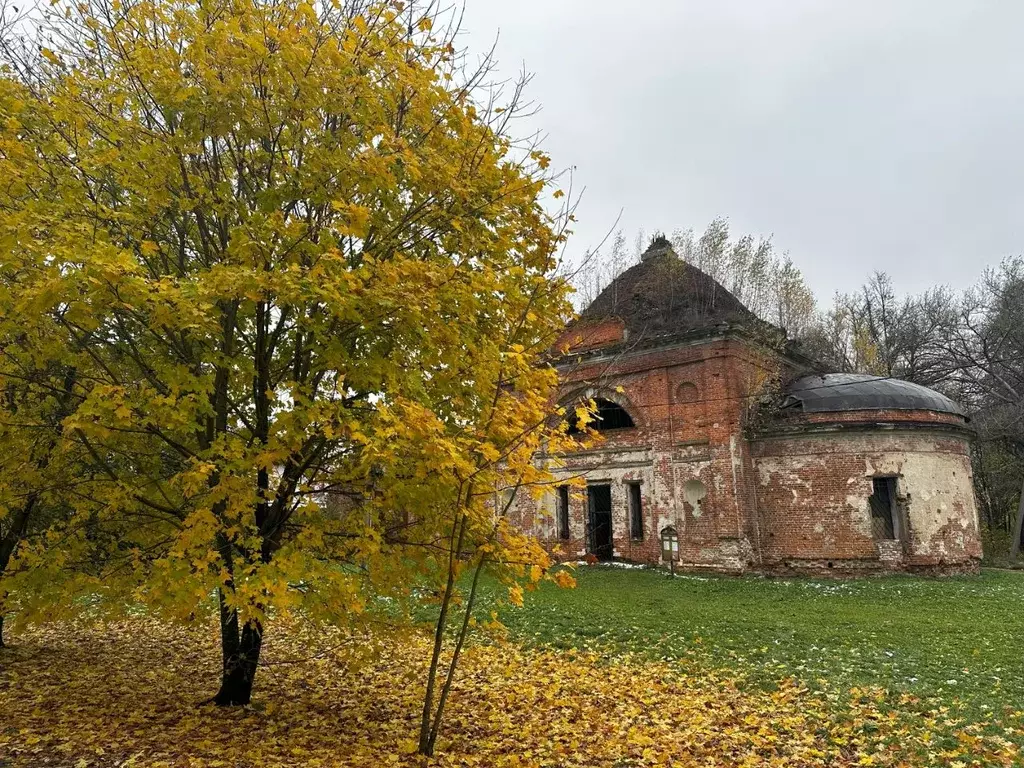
(937, 259), (1024, 557)
(572, 219), (817, 338)
(802, 272), (955, 386)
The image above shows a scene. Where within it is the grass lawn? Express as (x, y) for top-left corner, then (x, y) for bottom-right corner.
(490, 565), (1024, 718)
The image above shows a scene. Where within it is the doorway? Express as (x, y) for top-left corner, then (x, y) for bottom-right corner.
(588, 484), (613, 560)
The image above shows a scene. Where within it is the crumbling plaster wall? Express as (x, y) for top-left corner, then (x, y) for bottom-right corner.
(520, 446), (753, 570)
(513, 325), (982, 575)
(515, 335), (775, 570)
(751, 428), (981, 573)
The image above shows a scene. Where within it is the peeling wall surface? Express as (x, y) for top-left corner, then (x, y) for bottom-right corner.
(509, 333), (768, 572)
(751, 428), (981, 574)
(508, 330), (982, 576)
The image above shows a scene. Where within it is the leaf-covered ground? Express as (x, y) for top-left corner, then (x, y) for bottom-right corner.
(491, 566), (1024, 720)
(1, 616), (1021, 767)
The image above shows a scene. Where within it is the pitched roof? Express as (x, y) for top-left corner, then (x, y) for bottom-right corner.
(576, 236), (761, 345)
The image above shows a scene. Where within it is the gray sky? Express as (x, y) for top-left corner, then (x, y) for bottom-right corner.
(462, 0), (1024, 303)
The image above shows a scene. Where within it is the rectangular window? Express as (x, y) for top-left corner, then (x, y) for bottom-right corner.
(628, 482), (643, 540)
(869, 477), (898, 540)
(557, 485), (570, 540)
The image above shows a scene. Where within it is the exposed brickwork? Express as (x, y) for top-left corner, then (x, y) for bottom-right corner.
(751, 426), (981, 574)
(555, 318), (626, 353)
(773, 408), (968, 429)
(509, 325), (983, 577)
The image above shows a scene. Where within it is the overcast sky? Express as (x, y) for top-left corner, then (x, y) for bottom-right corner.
(461, 0), (1024, 303)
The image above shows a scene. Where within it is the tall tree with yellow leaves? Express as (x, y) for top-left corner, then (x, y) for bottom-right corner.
(0, 74), (91, 648)
(0, 0), (575, 706)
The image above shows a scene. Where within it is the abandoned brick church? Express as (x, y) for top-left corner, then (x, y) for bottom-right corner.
(511, 237), (982, 575)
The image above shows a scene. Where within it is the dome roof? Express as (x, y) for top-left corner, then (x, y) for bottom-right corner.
(782, 373), (966, 417)
(576, 236), (761, 343)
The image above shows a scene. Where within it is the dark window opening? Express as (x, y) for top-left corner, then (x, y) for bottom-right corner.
(587, 484), (613, 560)
(556, 485), (570, 540)
(869, 477), (898, 541)
(628, 482), (643, 540)
(568, 398), (635, 434)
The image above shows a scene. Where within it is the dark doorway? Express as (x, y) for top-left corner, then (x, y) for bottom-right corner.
(869, 477), (898, 540)
(588, 484), (613, 560)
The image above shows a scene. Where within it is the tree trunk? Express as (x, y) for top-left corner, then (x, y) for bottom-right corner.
(0, 496), (36, 573)
(418, 514), (466, 755)
(212, 588), (263, 706)
(423, 553), (486, 756)
(1009, 475), (1024, 561)
(0, 495), (36, 651)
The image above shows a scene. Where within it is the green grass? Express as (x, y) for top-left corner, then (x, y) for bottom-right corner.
(486, 565), (1024, 717)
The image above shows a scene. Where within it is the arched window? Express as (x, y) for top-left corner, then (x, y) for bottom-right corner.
(567, 397), (636, 433)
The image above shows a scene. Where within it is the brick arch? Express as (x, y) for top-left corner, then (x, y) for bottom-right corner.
(559, 385), (649, 431)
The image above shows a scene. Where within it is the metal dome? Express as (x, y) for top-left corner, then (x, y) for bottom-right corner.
(782, 373), (966, 417)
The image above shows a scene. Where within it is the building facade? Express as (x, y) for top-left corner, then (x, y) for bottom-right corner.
(511, 238), (981, 575)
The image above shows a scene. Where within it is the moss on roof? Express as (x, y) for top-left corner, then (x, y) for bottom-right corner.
(577, 238), (759, 344)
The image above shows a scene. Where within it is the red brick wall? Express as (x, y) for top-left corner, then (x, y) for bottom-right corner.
(750, 424), (981, 573)
(555, 318), (626, 353)
(777, 408), (967, 429)
(508, 332), (981, 575)
(515, 333), (780, 570)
